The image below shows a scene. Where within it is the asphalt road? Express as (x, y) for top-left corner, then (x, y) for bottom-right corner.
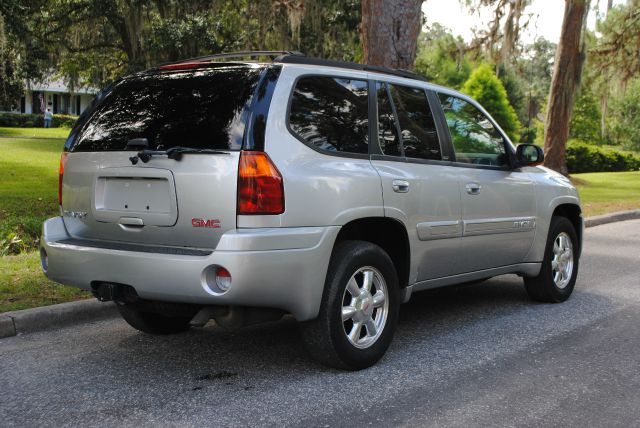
(2, 220), (639, 427)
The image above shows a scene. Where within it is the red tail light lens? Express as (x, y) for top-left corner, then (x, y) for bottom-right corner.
(237, 151), (284, 215)
(58, 152), (69, 206)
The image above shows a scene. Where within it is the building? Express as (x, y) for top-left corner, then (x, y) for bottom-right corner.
(9, 76), (96, 116)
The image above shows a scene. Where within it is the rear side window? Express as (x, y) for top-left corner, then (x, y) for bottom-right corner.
(388, 84), (441, 160)
(438, 93), (508, 167)
(375, 82), (441, 161)
(70, 66), (262, 152)
(288, 76), (369, 155)
(376, 82), (401, 156)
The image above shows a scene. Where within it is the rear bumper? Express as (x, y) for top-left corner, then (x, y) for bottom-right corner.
(41, 217), (339, 321)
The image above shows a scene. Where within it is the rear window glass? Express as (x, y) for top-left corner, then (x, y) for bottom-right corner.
(288, 76), (369, 154)
(70, 66), (262, 152)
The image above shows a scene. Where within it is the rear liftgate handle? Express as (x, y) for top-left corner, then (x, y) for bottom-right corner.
(118, 217), (144, 231)
(392, 180), (410, 193)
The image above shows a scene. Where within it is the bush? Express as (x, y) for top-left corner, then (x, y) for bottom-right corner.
(566, 140), (640, 173)
(462, 64), (521, 141)
(0, 113), (77, 128)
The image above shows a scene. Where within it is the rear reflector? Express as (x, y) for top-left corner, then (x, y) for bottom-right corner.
(237, 151), (284, 215)
(215, 267), (232, 292)
(58, 152), (69, 206)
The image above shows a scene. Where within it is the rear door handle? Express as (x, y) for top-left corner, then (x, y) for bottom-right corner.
(465, 182), (482, 195)
(392, 180), (410, 193)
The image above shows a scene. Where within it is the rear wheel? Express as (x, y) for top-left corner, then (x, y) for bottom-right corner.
(117, 303), (192, 335)
(301, 240), (399, 370)
(524, 216), (579, 303)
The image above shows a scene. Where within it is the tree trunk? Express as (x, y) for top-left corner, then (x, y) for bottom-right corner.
(361, 0), (423, 69)
(543, 0), (590, 175)
(599, 0), (613, 142)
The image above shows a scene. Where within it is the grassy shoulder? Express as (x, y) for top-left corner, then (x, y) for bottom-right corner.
(573, 171), (640, 217)
(0, 126), (71, 139)
(0, 252), (89, 312)
(0, 137), (64, 253)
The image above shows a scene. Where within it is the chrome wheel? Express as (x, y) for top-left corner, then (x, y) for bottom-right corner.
(551, 232), (574, 289)
(341, 266), (389, 349)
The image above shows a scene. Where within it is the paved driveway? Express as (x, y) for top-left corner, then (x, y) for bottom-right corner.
(1, 220), (639, 427)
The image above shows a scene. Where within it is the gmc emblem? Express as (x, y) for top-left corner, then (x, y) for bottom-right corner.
(192, 218), (221, 228)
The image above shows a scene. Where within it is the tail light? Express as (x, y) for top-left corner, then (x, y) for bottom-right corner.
(237, 151), (284, 215)
(58, 152), (69, 206)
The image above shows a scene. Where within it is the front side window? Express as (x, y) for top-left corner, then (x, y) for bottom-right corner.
(289, 76), (369, 154)
(438, 93), (508, 167)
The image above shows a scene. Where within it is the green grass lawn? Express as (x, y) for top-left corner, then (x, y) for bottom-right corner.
(0, 130), (89, 312)
(0, 128), (638, 312)
(0, 252), (88, 312)
(572, 171), (640, 217)
(0, 126), (71, 139)
(0, 137), (64, 248)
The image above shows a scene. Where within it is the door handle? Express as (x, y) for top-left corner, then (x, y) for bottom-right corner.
(465, 182), (482, 195)
(392, 180), (410, 193)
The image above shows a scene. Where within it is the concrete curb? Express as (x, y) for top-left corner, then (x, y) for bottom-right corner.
(0, 299), (117, 338)
(1, 209), (639, 339)
(584, 209), (640, 228)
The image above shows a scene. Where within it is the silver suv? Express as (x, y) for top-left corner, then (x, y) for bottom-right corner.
(41, 52), (582, 370)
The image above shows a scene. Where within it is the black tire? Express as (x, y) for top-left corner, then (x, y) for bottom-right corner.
(117, 303), (192, 335)
(524, 216), (579, 303)
(300, 240), (399, 370)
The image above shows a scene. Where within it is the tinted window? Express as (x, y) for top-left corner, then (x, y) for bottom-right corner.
(71, 66), (262, 152)
(438, 94), (508, 167)
(389, 84), (441, 160)
(289, 76), (369, 154)
(376, 82), (401, 156)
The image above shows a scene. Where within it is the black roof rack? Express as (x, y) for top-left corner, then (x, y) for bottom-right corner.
(277, 55), (428, 82)
(157, 51), (427, 83)
(159, 50), (305, 66)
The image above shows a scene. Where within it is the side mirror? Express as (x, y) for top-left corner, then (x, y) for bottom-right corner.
(515, 144), (544, 166)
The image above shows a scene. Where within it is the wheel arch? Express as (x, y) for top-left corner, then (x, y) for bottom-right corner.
(334, 217), (411, 290)
(551, 203), (583, 257)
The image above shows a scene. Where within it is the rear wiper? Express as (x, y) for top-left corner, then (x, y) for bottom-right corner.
(129, 146), (229, 164)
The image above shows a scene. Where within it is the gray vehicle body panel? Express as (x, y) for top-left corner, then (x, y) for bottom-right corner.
(41, 62), (582, 321)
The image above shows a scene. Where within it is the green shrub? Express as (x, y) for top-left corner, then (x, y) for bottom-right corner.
(0, 113), (77, 128)
(566, 140), (640, 173)
(461, 64), (521, 141)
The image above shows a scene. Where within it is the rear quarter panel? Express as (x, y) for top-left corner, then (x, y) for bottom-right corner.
(237, 64), (385, 229)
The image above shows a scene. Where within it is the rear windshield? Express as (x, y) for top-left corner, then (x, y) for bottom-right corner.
(70, 65), (263, 152)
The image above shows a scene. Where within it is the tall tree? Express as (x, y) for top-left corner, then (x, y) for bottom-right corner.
(360, 0), (423, 69)
(543, 0), (590, 175)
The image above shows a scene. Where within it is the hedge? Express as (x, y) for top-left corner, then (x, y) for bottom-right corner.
(566, 140), (640, 173)
(0, 113), (78, 128)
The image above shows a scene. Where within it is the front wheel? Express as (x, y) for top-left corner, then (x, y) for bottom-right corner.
(300, 240), (399, 370)
(524, 216), (579, 303)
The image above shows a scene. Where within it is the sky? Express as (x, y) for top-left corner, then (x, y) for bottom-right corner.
(422, 0), (627, 45)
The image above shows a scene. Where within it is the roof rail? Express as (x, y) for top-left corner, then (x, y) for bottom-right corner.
(157, 50), (427, 83)
(162, 51), (305, 66)
(277, 55), (428, 82)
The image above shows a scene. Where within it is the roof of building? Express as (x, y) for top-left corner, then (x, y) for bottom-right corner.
(27, 75), (97, 95)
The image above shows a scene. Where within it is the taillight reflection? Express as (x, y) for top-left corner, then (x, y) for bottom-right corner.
(58, 152), (68, 206)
